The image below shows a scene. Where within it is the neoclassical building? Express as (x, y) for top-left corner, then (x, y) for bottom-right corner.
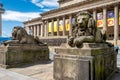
(24, 0), (120, 46)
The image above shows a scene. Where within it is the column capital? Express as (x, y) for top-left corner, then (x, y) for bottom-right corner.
(92, 8), (97, 11)
(102, 5), (107, 9)
(62, 15), (66, 18)
(114, 3), (119, 6)
(68, 13), (73, 16)
(55, 16), (60, 19)
(44, 20), (49, 24)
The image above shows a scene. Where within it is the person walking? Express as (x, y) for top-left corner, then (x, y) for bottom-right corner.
(114, 45), (119, 53)
(28, 27), (33, 35)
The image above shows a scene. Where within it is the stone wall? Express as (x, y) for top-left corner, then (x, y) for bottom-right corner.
(0, 44), (49, 68)
(54, 43), (117, 80)
(39, 37), (67, 46)
(59, 0), (86, 8)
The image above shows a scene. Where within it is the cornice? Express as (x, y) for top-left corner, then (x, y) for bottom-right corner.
(41, 0), (100, 16)
(23, 17), (42, 24)
(41, 0), (120, 20)
(58, 0), (73, 3)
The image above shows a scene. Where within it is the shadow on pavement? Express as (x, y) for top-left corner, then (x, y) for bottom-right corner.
(109, 67), (120, 80)
(12, 60), (53, 68)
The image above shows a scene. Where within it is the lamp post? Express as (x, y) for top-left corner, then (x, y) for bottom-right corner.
(0, 3), (5, 36)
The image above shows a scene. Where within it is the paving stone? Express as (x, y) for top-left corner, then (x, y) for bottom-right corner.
(0, 68), (37, 80)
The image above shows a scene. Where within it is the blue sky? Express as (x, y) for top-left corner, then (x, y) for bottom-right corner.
(0, 0), (59, 37)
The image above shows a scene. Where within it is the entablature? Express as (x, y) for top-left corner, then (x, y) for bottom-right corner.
(41, 0), (120, 20)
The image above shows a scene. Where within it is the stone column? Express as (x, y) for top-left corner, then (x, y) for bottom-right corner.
(32, 26), (34, 36)
(39, 24), (41, 36)
(103, 6), (107, 31)
(35, 25), (37, 36)
(41, 23), (43, 37)
(44, 21), (48, 37)
(46, 21), (49, 37)
(93, 9), (97, 21)
(36, 25), (37, 36)
(114, 3), (119, 45)
(63, 16), (66, 36)
(30, 26), (32, 35)
(51, 19), (54, 36)
(57, 18), (59, 36)
(34, 25), (36, 36)
(31, 26), (34, 36)
(37, 24), (39, 36)
(69, 15), (72, 36)
(44, 21), (47, 37)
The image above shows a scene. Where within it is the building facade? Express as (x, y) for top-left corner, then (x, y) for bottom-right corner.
(24, 0), (120, 46)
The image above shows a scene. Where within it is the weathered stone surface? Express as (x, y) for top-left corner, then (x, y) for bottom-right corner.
(0, 44), (49, 68)
(39, 37), (67, 46)
(54, 43), (117, 80)
(68, 11), (107, 48)
(3, 26), (45, 45)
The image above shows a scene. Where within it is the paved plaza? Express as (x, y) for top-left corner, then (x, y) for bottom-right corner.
(9, 61), (53, 80)
(0, 52), (119, 80)
(0, 68), (37, 80)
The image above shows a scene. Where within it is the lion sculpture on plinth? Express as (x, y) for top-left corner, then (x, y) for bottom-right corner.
(4, 26), (44, 45)
(68, 11), (107, 47)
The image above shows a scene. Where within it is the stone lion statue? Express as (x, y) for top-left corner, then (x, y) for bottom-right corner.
(4, 26), (44, 45)
(68, 11), (107, 47)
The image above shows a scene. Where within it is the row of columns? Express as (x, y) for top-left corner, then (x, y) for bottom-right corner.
(43, 4), (118, 40)
(26, 3), (119, 45)
(92, 4), (119, 45)
(28, 24), (44, 37)
(43, 15), (73, 37)
(43, 3), (119, 40)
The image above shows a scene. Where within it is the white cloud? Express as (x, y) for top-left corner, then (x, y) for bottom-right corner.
(42, 8), (51, 11)
(2, 31), (11, 37)
(2, 10), (40, 22)
(31, 0), (59, 8)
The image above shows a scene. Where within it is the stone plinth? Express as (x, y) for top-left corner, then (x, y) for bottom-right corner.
(54, 43), (117, 80)
(0, 44), (49, 68)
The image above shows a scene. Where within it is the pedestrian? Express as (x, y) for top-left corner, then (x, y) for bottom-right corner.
(114, 45), (119, 53)
(28, 27), (33, 35)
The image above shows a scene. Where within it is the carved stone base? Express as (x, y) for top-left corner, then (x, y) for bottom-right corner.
(54, 43), (117, 80)
(0, 44), (49, 68)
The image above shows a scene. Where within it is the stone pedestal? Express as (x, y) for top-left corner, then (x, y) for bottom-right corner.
(54, 43), (116, 80)
(0, 44), (49, 68)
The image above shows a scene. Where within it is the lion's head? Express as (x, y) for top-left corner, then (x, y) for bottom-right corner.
(12, 27), (19, 40)
(12, 26), (28, 40)
(76, 11), (92, 28)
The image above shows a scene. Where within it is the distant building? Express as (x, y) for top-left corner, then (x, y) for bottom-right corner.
(24, 0), (120, 46)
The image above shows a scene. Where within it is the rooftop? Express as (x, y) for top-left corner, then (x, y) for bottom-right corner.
(23, 17), (42, 24)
